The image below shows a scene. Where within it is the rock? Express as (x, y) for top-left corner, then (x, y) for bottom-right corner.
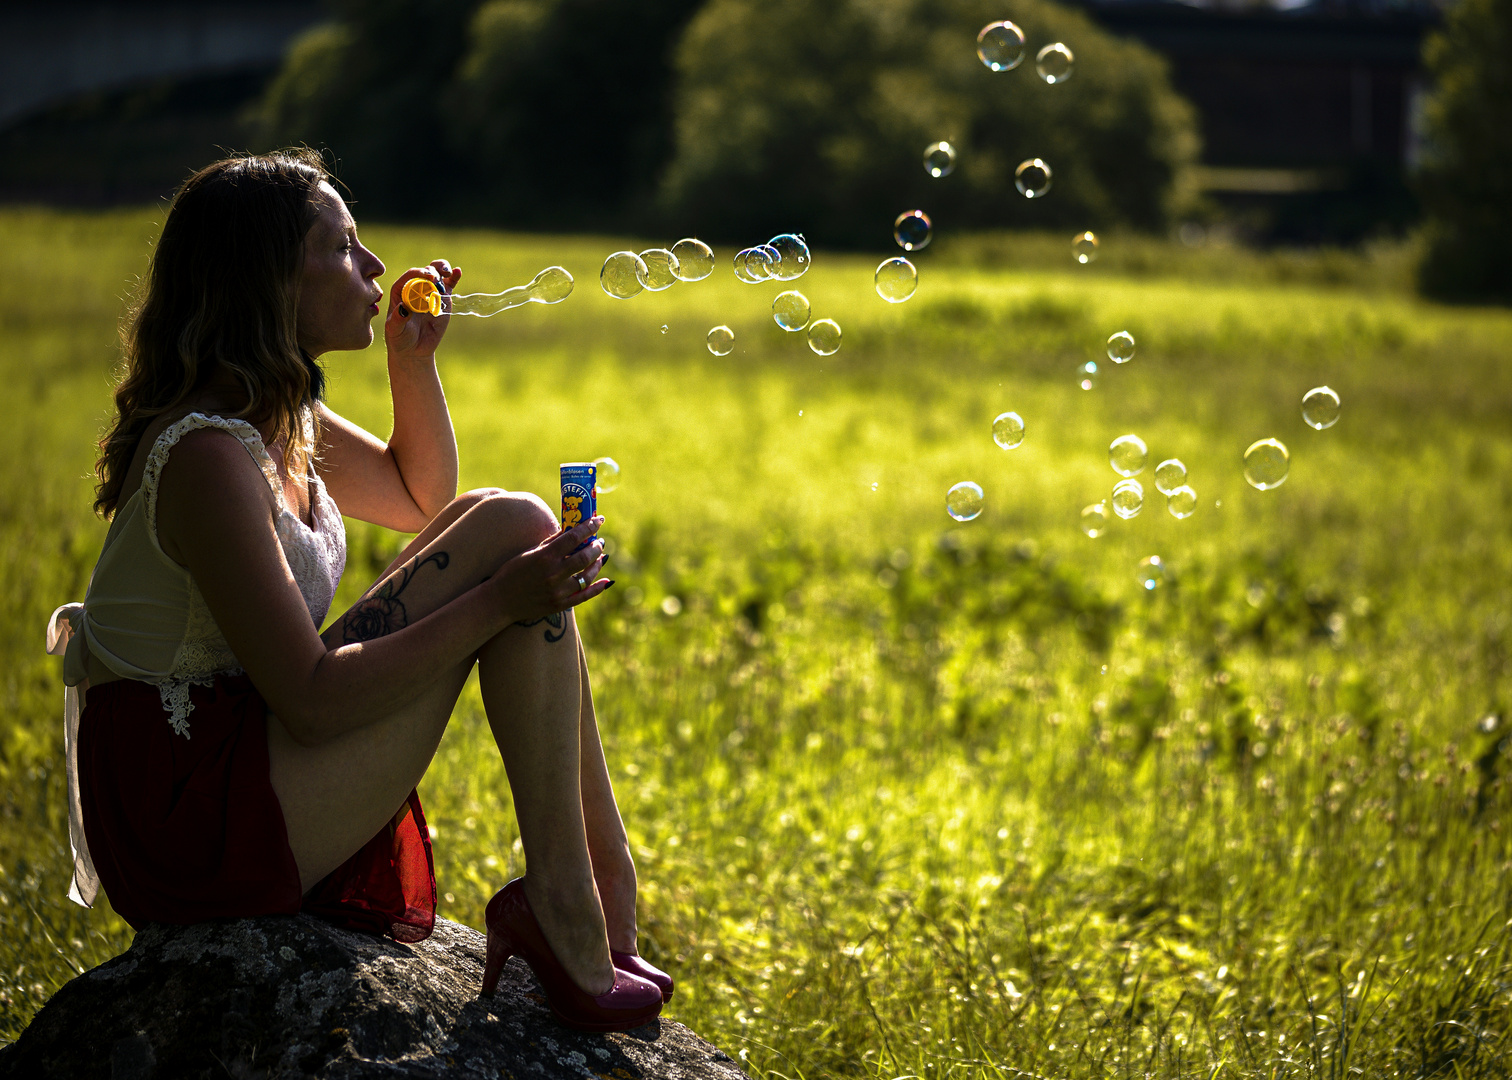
(0, 915), (744, 1080)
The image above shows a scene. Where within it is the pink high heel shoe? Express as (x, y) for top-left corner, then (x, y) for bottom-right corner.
(611, 951), (674, 1002)
(482, 879), (663, 1032)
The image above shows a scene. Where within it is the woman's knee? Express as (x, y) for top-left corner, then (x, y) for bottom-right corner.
(463, 488), (558, 553)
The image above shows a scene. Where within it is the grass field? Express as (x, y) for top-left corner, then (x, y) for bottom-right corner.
(2, 206), (1511, 1078)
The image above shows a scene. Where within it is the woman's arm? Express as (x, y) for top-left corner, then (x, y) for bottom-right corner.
(157, 428), (604, 745)
(317, 261), (462, 531)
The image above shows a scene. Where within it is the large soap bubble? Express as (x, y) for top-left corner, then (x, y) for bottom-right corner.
(893, 210), (932, 252)
(772, 291), (811, 331)
(1014, 159), (1052, 198)
(670, 238), (714, 281)
(1109, 434), (1148, 477)
(768, 234), (811, 280)
(706, 325), (735, 356)
(924, 141), (957, 178)
(1302, 386), (1341, 430)
(807, 318), (842, 356)
(1072, 231), (1099, 264)
(1036, 43), (1075, 84)
(874, 257), (919, 303)
(1243, 438), (1289, 490)
(638, 248), (680, 291)
(946, 482), (984, 522)
(976, 21), (1025, 71)
(600, 251), (649, 299)
(992, 411), (1025, 450)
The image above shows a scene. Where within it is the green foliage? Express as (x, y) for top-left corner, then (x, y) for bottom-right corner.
(258, 0), (478, 212)
(1416, 0), (1512, 303)
(5, 208), (1512, 1077)
(443, 0), (704, 226)
(259, 0), (702, 226)
(660, 0), (1200, 245)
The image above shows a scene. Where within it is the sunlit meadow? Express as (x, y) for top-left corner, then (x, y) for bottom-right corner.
(2, 206), (1511, 1077)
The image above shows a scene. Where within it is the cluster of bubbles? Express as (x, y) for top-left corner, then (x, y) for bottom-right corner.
(731, 233), (812, 284)
(975, 21), (1076, 84)
(582, 19), (1346, 597)
(600, 238), (715, 300)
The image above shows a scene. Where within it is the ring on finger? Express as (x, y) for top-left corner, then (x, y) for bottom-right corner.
(575, 574), (587, 591)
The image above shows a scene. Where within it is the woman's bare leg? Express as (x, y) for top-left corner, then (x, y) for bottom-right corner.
(267, 487), (615, 992)
(574, 640), (640, 953)
(479, 616), (613, 992)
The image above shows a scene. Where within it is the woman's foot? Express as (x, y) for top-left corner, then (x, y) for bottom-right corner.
(483, 879), (663, 1032)
(522, 875), (614, 995)
(611, 950), (674, 1002)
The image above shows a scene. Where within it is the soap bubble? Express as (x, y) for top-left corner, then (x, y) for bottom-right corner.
(1107, 331), (1136, 363)
(1136, 555), (1165, 591)
(808, 318), (842, 356)
(593, 456), (621, 494)
(1073, 231), (1099, 264)
(1112, 479), (1144, 519)
(1166, 485), (1197, 519)
(638, 248), (680, 291)
(1035, 42), (1075, 84)
(707, 325), (735, 356)
(1078, 360), (1099, 390)
(992, 411), (1026, 450)
(768, 234), (811, 280)
(1080, 501), (1110, 538)
(1154, 458), (1187, 495)
(756, 243), (783, 274)
(1243, 438), (1289, 490)
(1302, 385), (1341, 430)
(874, 257), (919, 303)
(976, 20), (1026, 71)
(746, 243), (774, 278)
(670, 238), (714, 281)
(1014, 158), (1052, 198)
(601, 251), (649, 299)
(735, 247), (773, 282)
(893, 210), (932, 251)
(1109, 434), (1148, 477)
(773, 291), (811, 331)
(946, 481), (984, 522)
(924, 141), (957, 178)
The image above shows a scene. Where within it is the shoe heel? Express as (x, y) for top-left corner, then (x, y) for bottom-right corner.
(481, 933), (513, 996)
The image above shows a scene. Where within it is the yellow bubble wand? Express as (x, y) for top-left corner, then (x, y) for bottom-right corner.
(400, 266), (574, 317)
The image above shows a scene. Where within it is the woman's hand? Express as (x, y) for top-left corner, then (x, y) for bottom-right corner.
(386, 259), (463, 362)
(490, 515), (612, 625)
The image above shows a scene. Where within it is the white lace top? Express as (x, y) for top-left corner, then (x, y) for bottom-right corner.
(45, 411), (346, 906)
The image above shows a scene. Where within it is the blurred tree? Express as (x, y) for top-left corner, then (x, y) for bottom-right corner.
(1416, 0), (1512, 304)
(257, 0), (478, 215)
(657, 0), (1201, 246)
(259, 0), (701, 227)
(443, 0), (705, 228)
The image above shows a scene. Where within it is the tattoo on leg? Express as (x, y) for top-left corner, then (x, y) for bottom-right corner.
(342, 551), (450, 643)
(514, 611), (567, 643)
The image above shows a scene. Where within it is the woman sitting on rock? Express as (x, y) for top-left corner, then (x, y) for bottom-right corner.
(46, 149), (667, 1032)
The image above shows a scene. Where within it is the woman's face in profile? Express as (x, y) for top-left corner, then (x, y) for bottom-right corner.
(297, 182), (386, 357)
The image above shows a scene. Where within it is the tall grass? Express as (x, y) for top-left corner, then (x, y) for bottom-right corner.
(1, 206), (1510, 1077)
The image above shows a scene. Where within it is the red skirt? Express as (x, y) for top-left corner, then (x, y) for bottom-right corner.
(77, 674), (435, 943)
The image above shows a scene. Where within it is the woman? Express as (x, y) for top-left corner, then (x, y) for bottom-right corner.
(45, 149), (668, 1032)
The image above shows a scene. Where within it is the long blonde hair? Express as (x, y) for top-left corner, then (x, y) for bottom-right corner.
(95, 149), (331, 517)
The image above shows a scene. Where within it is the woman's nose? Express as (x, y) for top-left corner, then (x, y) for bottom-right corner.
(363, 247), (385, 279)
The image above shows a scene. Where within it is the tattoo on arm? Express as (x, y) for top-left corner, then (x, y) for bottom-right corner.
(514, 611), (567, 643)
(342, 551), (450, 644)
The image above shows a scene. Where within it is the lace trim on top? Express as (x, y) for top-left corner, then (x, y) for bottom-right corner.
(139, 412), (346, 737)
